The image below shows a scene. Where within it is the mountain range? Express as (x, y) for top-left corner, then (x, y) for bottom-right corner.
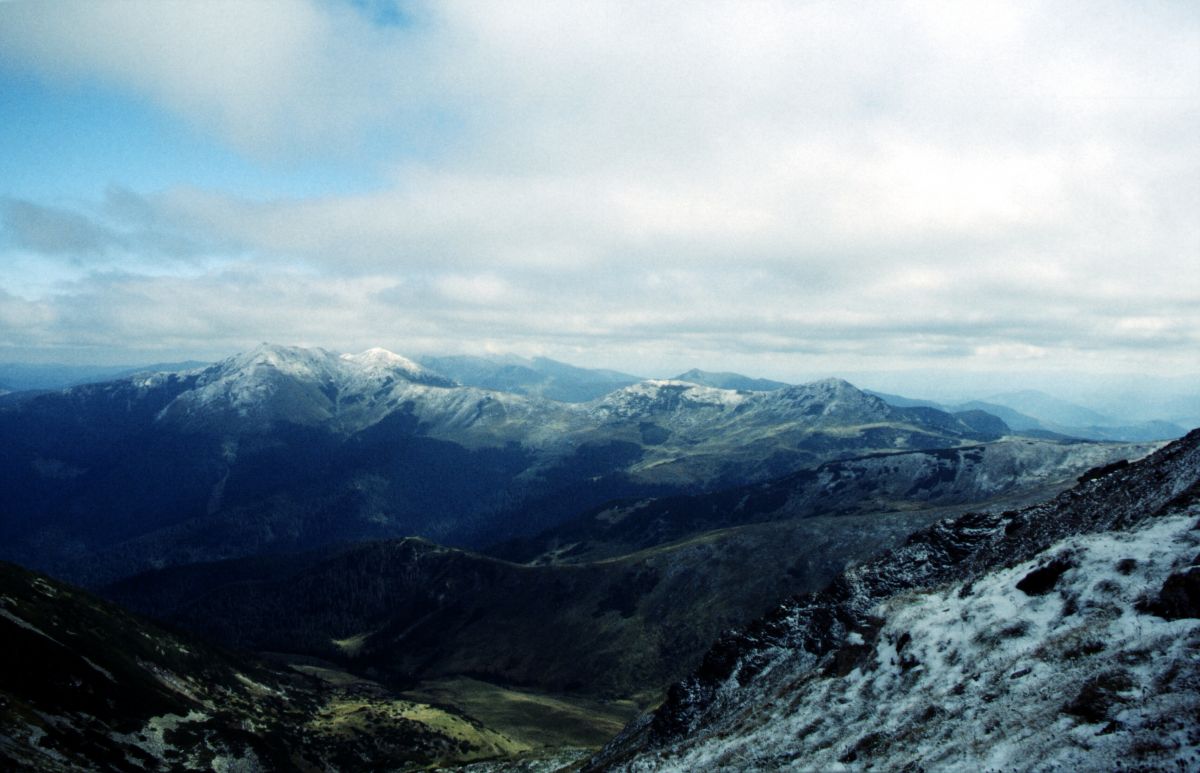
(3, 405), (1196, 770)
(1, 343), (1195, 769)
(0, 343), (1033, 585)
(868, 388), (1189, 442)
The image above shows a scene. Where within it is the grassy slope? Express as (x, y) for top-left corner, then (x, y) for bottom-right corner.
(0, 560), (544, 771)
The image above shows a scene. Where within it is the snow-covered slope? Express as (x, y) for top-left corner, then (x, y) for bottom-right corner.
(591, 378), (888, 427)
(589, 380), (753, 424)
(589, 377), (983, 438)
(591, 428), (1200, 771)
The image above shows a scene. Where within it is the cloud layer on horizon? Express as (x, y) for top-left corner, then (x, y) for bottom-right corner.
(0, 0), (1197, 381)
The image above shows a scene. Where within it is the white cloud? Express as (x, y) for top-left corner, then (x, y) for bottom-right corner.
(0, 0), (1197, 385)
(0, 0), (428, 155)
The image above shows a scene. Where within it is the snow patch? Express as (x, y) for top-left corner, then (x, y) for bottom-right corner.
(0, 608), (64, 646)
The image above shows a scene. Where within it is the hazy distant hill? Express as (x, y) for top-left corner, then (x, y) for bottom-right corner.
(671, 369), (791, 391)
(863, 389), (942, 409)
(986, 389), (1111, 427)
(871, 388), (1187, 442)
(0, 360), (209, 392)
(419, 353), (640, 402)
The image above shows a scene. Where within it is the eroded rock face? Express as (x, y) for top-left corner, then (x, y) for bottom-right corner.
(589, 429), (1200, 772)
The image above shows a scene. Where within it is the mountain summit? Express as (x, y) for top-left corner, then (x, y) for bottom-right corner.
(159, 343), (456, 432)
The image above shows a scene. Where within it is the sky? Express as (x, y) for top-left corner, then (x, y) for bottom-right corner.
(0, 0), (1197, 398)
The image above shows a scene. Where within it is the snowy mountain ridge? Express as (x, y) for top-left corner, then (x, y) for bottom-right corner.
(181, 342), (454, 409)
(10, 343), (1094, 585)
(156, 343), (572, 438)
(124, 344), (1010, 458)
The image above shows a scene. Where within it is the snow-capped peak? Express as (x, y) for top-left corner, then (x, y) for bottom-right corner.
(157, 344), (458, 429)
(589, 379), (750, 422)
(338, 347), (456, 390)
(216, 343), (339, 380)
(341, 347), (427, 377)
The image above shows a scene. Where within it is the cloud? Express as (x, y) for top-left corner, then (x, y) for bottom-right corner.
(0, 191), (234, 279)
(0, 0), (432, 157)
(1, 199), (123, 256)
(0, 1), (1197, 384)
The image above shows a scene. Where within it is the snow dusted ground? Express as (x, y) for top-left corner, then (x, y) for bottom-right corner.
(618, 505), (1200, 772)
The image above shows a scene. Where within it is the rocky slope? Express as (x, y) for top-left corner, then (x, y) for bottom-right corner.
(589, 428), (1200, 771)
(500, 438), (1157, 564)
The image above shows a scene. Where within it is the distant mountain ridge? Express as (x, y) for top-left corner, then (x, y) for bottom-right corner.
(870, 388), (1187, 442)
(497, 438), (1160, 565)
(1, 344), (1028, 585)
(0, 360), (210, 392)
(419, 353), (640, 402)
(671, 369), (791, 392)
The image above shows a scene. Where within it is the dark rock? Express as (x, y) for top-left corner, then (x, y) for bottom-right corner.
(1062, 670), (1134, 723)
(1016, 555), (1075, 596)
(1115, 558), (1138, 575)
(1138, 566), (1200, 620)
